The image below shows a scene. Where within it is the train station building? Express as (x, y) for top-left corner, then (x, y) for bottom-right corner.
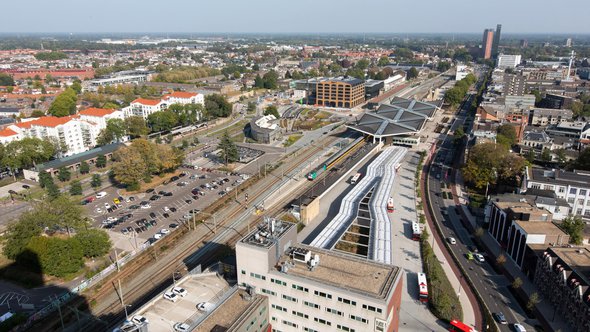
(347, 97), (442, 146)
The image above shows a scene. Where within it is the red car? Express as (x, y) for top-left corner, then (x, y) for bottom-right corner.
(85, 196), (96, 203)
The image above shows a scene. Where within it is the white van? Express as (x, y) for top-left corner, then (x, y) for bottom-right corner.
(513, 323), (526, 332)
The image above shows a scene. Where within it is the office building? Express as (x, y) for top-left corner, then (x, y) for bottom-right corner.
(523, 167), (590, 219)
(565, 38), (572, 47)
(520, 39), (528, 48)
(497, 54), (522, 69)
(236, 220), (404, 332)
(316, 77), (365, 108)
(492, 24), (502, 58)
(482, 29), (494, 60)
(534, 247), (590, 332)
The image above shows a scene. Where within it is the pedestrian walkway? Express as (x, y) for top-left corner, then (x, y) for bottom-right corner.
(450, 171), (571, 332)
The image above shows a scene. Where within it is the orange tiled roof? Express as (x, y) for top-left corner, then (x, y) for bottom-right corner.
(21, 115), (78, 128)
(0, 128), (18, 137)
(132, 98), (161, 106)
(79, 107), (116, 117)
(163, 91), (198, 99)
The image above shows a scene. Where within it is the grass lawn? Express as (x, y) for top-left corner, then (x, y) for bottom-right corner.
(283, 134), (302, 147)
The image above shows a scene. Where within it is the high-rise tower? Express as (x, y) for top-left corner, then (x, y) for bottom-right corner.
(482, 29), (494, 59)
(492, 24), (502, 58)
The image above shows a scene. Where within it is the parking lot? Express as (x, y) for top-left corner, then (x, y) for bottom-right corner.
(83, 167), (248, 250)
(134, 274), (230, 331)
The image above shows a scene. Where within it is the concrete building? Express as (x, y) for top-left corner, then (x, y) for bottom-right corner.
(523, 167), (590, 219)
(529, 108), (573, 126)
(162, 91), (205, 106)
(455, 65), (471, 81)
(236, 220), (404, 332)
(482, 29), (494, 59)
(0, 108), (124, 157)
(492, 24), (502, 58)
(497, 54), (522, 69)
(534, 247), (590, 332)
(249, 115), (282, 144)
(316, 77), (365, 108)
(123, 98), (165, 119)
(364, 80), (384, 100)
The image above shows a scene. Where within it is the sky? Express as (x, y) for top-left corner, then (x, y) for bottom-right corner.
(1, 0), (589, 34)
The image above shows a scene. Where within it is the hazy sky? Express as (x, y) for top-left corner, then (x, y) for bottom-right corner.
(2, 0), (589, 34)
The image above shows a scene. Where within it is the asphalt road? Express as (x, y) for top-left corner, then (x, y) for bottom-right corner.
(426, 94), (533, 331)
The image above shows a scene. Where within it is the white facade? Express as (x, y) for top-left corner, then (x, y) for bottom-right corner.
(3, 108), (123, 157)
(455, 65), (471, 81)
(497, 54), (522, 69)
(123, 98), (165, 119)
(162, 91), (204, 106)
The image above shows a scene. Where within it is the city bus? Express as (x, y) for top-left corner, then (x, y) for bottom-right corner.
(411, 222), (422, 241)
(350, 172), (361, 185)
(448, 319), (478, 332)
(417, 272), (428, 303)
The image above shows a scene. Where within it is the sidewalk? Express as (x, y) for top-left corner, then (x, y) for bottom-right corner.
(450, 171), (571, 332)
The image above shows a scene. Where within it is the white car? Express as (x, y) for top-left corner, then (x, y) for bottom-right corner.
(131, 315), (148, 325)
(163, 292), (178, 302)
(95, 208), (104, 214)
(107, 217), (117, 222)
(154, 233), (162, 240)
(447, 237), (456, 245)
(171, 287), (187, 297)
(173, 323), (190, 332)
(160, 228), (170, 235)
(196, 302), (214, 312)
(513, 323), (526, 332)
(140, 204), (151, 209)
(104, 203), (111, 209)
(164, 206), (170, 212)
(474, 253), (485, 263)
(96, 191), (107, 199)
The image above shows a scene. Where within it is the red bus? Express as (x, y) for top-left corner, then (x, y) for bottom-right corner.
(417, 272), (428, 303)
(448, 320), (477, 332)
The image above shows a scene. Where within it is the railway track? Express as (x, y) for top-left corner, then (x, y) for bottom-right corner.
(32, 135), (339, 331)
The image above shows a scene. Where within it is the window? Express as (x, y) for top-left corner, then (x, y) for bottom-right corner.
(282, 320), (298, 328)
(304, 328), (319, 332)
(272, 304), (287, 312)
(304, 301), (320, 309)
(580, 189), (587, 196)
(292, 310), (309, 319)
(282, 294), (298, 303)
(261, 288), (276, 296)
(570, 188), (577, 195)
(350, 315), (368, 324)
(326, 307), (344, 316)
(568, 198), (575, 204)
(337, 325), (355, 332)
(292, 284), (309, 292)
(577, 209), (583, 215)
(558, 187), (565, 193)
(313, 317), (331, 326)
(579, 199), (585, 205)
(314, 290), (332, 299)
(250, 272), (266, 280)
(337, 297), (356, 306)
(271, 278), (286, 286)
(241, 270), (246, 275)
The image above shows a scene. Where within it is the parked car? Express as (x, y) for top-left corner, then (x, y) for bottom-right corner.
(129, 205), (140, 210)
(196, 302), (214, 312)
(96, 192), (107, 199)
(135, 227), (142, 233)
(169, 223), (178, 229)
(164, 206), (170, 212)
(163, 213), (170, 218)
(158, 190), (167, 195)
(104, 203), (111, 209)
(131, 315), (148, 325)
(163, 292), (178, 302)
(113, 198), (121, 205)
(163, 192), (173, 197)
(126, 226), (133, 233)
(160, 228), (170, 235)
(150, 220), (157, 226)
(154, 233), (162, 240)
(171, 287), (187, 297)
(177, 181), (188, 187)
(170, 176), (179, 181)
(140, 204), (151, 209)
(121, 229), (129, 235)
(145, 188), (154, 193)
(149, 212), (157, 219)
(170, 207), (177, 212)
(149, 195), (161, 201)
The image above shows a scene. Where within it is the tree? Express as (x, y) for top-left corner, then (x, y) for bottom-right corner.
(378, 56), (390, 66)
(526, 149), (536, 163)
(247, 101), (257, 113)
(571, 147), (590, 171)
(218, 131), (239, 164)
(496, 253), (507, 266)
(95, 154), (107, 168)
(346, 68), (365, 80)
(463, 142), (525, 190)
(45, 181), (60, 199)
(125, 116), (149, 137)
(262, 70), (279, 89)
(526, 292), (541, 311)
(444, 87), (464, 106)
(70, 81), (82, 94)
(3, 137), (56, 173)
(38, 171), (53, 189)
(147, 111), (178, 133)
(453, 127), (465, 144)
(74, 229), (112, 258)
(561, 215), (584, 245)
(496, 124), (517, 147)
(48, 88), (77, 117)
(69, 180), (83, 196)
(0, 72), (15, 86)
(264, 105), (280, 118)
(407, 67), (419, 79)
(97, 118), (127, 146)
(30, 110), (45, 118)
(254, 74), (264, 88)
(540, 148), (552, 162)
(555, 149), (567, 165)
(91, 174), (102, 189)
(26, 236), (84, 277)
(511, 277), (523, 290)
(3, 212), (44, 259)
(437, 61), (451, 72)
(57, 166), (71, 182)
(79, 161), (90, 174)
(111, 147), (148, 190)
(205, 94), (232, 118)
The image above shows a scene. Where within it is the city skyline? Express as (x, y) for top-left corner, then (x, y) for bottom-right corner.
(1, 0), (589, 34)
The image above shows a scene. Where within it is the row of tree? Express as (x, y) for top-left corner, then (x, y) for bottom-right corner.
(0, 137), (55, 177)
(111, 139), (184, 190)
(153, 66), (220, 83)
(444, 73), (477, 106)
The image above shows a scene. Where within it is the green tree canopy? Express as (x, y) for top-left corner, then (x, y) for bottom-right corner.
(34, 51), (68, 61)
(463, 142), (525, 190)
(91, 173), (102, 189)
(95, 154), (107, 168)
(2, 137), (55, 172)
(561, 215), (584, 245)
(79, 161), (90, 174)
(407, 67), (419, 79)
(147, 111), (179, 133)
(571, 147), (590, 171)
(48, 88), (77, 117)
(496, 124), (517, 147)
(264, 105), (280, 118)
(125, 116), (150, 137)
(205, 94), (232, 118)
(74, 229), (112, 258)
(378, 56), (390, 66)
(57, 166), (71, 182)
(97, 118), (127, 145)
(0, 72), (15, 86)
(69, 180), (83, 196)
(218, 131), (239, 164)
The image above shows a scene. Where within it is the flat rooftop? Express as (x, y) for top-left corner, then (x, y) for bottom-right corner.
(550, 247), (590, 284)
(276, 245), (400, 299)
(195, 290), (265, 332)
(515, 221), (566, 237)
(134, 274), (230, 331)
